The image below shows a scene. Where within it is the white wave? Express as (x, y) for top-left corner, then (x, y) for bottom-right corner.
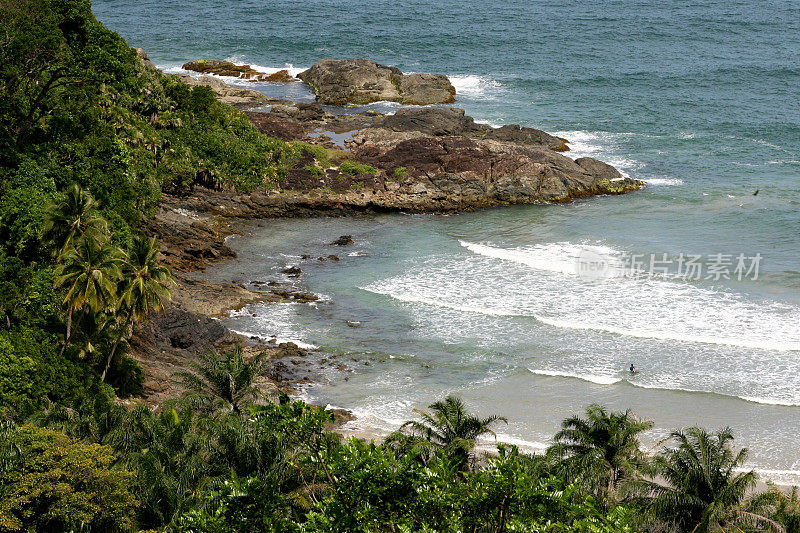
(222, 57), (306, 78)
(529, 368), (800, 407)
(738, 396), (800, 407)
(644, 178), (684, 186)
(550, 130), (646, 178)
(229, 329), (318, 350)
(474, 118), (505, 129)
(532, 314), (800, 352)
(480, 432), (548, 453)
(161, 59), (306, 82)
(365, 238), (800, 357)
(528, 368), (622, 385)
(449, 74), (502, 98)
(739, 467), (800, 486)
(460, 240), (622, 277)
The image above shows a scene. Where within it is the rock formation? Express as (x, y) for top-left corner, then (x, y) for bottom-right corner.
(183, 59), (296, 82)
(298, 59), (455, 105)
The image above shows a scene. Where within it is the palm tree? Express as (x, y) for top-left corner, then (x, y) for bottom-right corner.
(174, 344), (271, 413)
(393, 395), (507, 470)
(54, 237), (122, 356)
(628, 427), (781, 532)
(550, 404), (653, 501)
(100, 235), (174, 381)
(41, 184), (108, 261)
(106, 402), (216, 527)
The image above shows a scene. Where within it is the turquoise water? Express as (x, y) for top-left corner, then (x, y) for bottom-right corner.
(96, 1), (800, 480)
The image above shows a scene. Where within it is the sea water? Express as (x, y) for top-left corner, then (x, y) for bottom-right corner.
(95, 0), (800, 482)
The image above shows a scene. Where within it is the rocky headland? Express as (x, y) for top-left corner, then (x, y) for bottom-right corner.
(132, 53), (642, 412)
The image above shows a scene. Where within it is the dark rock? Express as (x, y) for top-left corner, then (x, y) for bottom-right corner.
(182, 60), (296, 82)
(383, 107), (476, 136)
(327, 254), (340, 261)
(485, 124), (570, 152)
(331, 235), (354, 246)
(575, 157), (622, 181)
(281, 266), (302, 275)
(298, 58), (455, 105)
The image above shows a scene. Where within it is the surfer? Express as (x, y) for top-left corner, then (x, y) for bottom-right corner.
(629, 363), (636, 374)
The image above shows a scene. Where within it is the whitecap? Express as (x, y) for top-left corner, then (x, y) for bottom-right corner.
(449, 74), (502, 98)
(643, 178), (684, 186)
(528, 368), (622, 385)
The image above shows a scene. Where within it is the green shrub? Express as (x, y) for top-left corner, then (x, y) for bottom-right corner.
(0, 424), (138, 532)
(340, 160), (377, 176)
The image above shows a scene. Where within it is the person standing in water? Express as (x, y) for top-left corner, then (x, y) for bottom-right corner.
(629, 363), (636, 374)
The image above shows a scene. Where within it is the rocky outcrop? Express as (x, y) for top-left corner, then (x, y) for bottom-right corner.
(350, 131), (638, 204)
(182, 60), (296, 82)
(298, 59), (455, 105)
(133, 47), (155, 69)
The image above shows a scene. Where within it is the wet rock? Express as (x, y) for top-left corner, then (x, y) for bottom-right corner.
(298, 59), (455, 105)
(182, 60), (297, 82)
(331, 235), (354, 246)
(281, 266), (302, 276)
(327, 254), (340, 261)
(270, 289), (319, 303)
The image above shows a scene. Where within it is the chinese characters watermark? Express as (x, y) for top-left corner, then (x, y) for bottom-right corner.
(576, 250), (762, 281)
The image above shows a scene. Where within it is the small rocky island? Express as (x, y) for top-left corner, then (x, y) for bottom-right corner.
(173, 55), (641, 214)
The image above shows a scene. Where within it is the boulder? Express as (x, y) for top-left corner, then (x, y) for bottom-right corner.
(331, 235), (354, 246)
(133, 47), (155, 69)
(382, 107), (476, 136)
(395, 72), (456, 106)
(298, 59), (455, 105)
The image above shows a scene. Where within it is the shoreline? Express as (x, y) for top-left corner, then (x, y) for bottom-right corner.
(156, 209), (800, 491)
(129, 58), (797, 490)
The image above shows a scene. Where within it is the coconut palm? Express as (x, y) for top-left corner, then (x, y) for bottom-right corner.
(41, 183), (108, 261)
(627, 426), (781, 533)
(394, 395), (507, 470)
(174, 344), (271, 413)
(550, 404), (653, 501)
(106, 402), (216, 527)
(54, 237), (122, 356)
(101, 235), (174, 381)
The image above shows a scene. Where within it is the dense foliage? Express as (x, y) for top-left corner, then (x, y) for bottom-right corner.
(0, 0), (300, 410)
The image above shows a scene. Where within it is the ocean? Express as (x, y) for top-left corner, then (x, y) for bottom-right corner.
(94, 0), (800, 482)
